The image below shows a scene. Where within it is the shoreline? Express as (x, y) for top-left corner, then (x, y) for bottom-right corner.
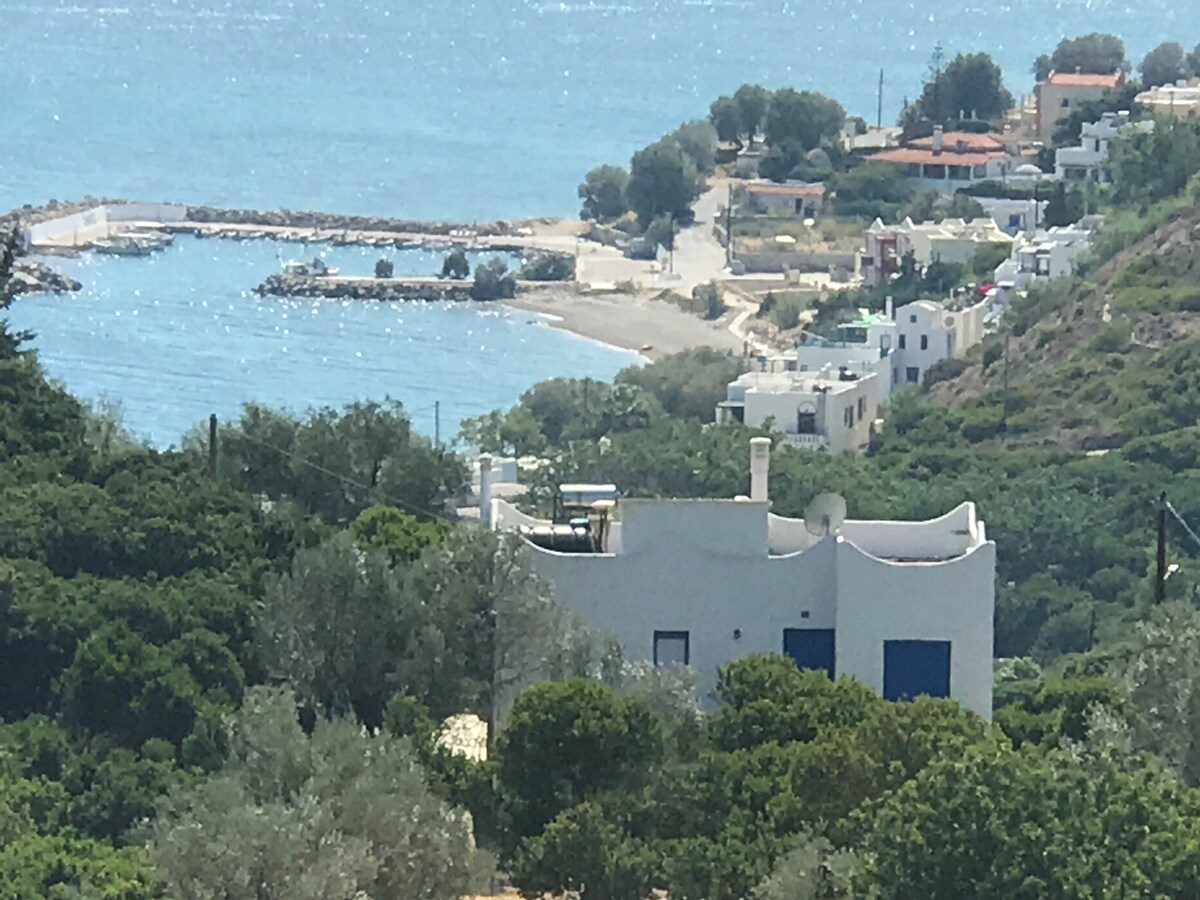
(507, 287), (744, 362)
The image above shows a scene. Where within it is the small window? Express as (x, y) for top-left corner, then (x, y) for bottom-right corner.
(906, 367), (920, 383)
(653, 631), (689, 667)
(898, 334), (907, 350)
(920, 334), (928, 350)
(857, 397), (866, 419)
(909, 314), (917, 323)
(844, 406), (854, 428)
(1061, 98), (1070, 108)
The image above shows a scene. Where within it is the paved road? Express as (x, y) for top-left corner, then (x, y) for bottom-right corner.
(670, 180), (732, 291)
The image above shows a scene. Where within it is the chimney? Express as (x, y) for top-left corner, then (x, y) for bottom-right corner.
(478, 454), (494, 526)
(932, 125), (944, 153)
(885, 295), (894, 320)
(749, 438), (771, 504)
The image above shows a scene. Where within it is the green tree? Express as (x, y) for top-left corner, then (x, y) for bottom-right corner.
(668, 120), (719, 175)
(968, 241), (1013, 280)
(832, 163), (915, 220)
(616, 348), (746, 423)
(733, 84), (771, 148)
(146, 687), (488, 900)
(1033, 33), (1127, 81)
(579, 165), (630, 221)
(441, 249), (470, 279)
(350, 504), (449, 565)
(1140, 41), (1188, 88)
(709, 96), (743, 144)
(1042, 181), (1083, 227)
(764, 89), (845, 152)
(373, 257), (394, 278)
(471, 257), (517, 300)
(905, 52), (1013, 126)
(858, 744), (1200, 898)
(497, 679), (662, 848)
(511, 801), (660, 900)
(518, 251), (575, 281)
(626, 140), (703, 227)
(752, 835), (859, 900)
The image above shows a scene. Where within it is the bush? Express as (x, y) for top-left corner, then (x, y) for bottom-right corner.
(518, 253), (575, 282)
(471, 259), (517, 301)
(923, 358), (969, 390)
(694, 282), (724, 320)
(441, 250), (470, 280)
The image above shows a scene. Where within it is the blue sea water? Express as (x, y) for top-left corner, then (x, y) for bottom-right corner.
(0, 0), (1187, 445)
(5, 238), (639, 446)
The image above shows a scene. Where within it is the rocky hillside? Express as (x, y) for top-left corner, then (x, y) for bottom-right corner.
(929, 202), (1200, 450)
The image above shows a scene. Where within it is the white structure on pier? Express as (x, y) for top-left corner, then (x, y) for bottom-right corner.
(488, 439), (996, 719)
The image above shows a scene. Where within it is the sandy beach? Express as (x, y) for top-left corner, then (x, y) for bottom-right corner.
(508, 288), (745, 361)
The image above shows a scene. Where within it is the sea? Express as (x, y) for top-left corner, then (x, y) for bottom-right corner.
(0, 0), (1184, 446)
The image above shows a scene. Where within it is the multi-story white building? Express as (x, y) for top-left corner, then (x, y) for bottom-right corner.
(716, 367), (878, 455)
(993, 225), (1093, 292)
(488, 439), (996, 719)
(862, 216), (1011, 288)
(888, 296), (988, 388)
(1054, 111), (1152, 183)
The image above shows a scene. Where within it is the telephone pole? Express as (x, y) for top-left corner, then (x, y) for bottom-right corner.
(1156, 491), (1168, 604)
(877, 68), (885, 129)
(434, 400), (441, 449)
(207, 414), (218, 478)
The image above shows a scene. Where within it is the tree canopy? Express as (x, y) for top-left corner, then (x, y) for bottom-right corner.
(626, 140), (704, 226)
(763, 89), (845, 152)
(904, 50), (1013, 126)
(1034, 33), (1127, 81)
(1140, 41), (1189, 89)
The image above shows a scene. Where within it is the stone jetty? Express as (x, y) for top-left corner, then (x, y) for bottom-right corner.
(255, 273), (478, 302)
(11, 261), (82, 295)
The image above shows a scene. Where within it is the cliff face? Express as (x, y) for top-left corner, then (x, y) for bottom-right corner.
(928, 203), (1200, 449)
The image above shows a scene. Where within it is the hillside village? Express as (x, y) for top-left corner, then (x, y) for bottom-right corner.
(7, 29), (1200, 900)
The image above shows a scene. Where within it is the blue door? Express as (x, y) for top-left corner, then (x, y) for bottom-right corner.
(884, 640), (951, 701)
(783, 629), (835, 678)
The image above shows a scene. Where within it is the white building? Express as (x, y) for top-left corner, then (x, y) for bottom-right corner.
(488, 440), (996, 719)
(889, 296), (988, 388)
(1054, 111), (1152, 183)
(744, 181), (828, 218)
(717, 368), (878, 455)
(993, 225), (1093, 292)
(974, 197), (1048, 236)
(1135, 79), (1200, 121)
(862, 216), (1011, 288)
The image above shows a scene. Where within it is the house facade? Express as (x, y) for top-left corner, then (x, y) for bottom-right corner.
(744, 181), (828, 218)
(888, 297), (987, 388)
(1035, 71), (1124, 139)
(868, 128), (1009, 193)
(1136, 79), (1200, 120)
(993, 225), (1093, 291)
(716, 368), (878, 455)
(862, 216), (1012, 287)
(974, 197), (1048, 235)
(488, 441), (996, 719)
(1054, 111), (1151, 182)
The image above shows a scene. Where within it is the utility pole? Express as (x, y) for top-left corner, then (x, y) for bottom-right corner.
(726, 183), (734, 267)
(1156, 491), (1168, 604)
(207, 414), (218, 478)
(877, 68), (885, 130)
(1000, 334), (1010, 433)
(434, 400), (441, 450)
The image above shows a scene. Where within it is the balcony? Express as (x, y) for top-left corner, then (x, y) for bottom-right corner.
(780, 432), (829, 451)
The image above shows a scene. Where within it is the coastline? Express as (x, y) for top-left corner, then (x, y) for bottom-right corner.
(507, 287), (744, 362)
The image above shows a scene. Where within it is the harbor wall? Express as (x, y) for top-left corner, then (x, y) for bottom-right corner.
(24, 203), (188, 246)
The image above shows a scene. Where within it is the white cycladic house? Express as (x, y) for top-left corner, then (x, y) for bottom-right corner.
(862, 216), (1012, 288)
(1135, 79), (1200, 121)
(889, 296), (987, 388)
(488, 440), (996, 719)
(974, 197), (1049, 236)
(993, 226), (1093, 292)
(1054, 111), (1152, 183)
(716, 368), (879, 454)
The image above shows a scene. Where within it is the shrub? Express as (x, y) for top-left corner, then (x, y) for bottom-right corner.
(441, 250), (470, 280)
(923, 358), (969, 390)
(374, 258), (394, 279)
(518, 253), (575, 282)
(471, 259), (517, 301)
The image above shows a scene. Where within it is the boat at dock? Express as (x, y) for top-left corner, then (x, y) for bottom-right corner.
(92, 236), (156, 257)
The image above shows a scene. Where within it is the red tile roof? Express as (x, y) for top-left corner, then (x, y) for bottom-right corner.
(746, 182), (827, 198)
(1046, 71), (1124, 89)
(868, 148), (1003, 167)
(909, 132), (1005, 152)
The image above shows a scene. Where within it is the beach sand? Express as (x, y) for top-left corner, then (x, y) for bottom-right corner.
(508, 288), (744, 361)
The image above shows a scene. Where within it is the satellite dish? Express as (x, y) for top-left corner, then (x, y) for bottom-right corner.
(804, 493), (847, 537)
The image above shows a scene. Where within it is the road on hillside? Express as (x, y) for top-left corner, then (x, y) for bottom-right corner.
(670, 180), (732, 291)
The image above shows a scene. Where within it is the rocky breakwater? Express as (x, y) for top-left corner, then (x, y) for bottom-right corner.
(11, 261), (82, 296)
(185, 206), (526, 238)
(255, 274), (477, 302)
